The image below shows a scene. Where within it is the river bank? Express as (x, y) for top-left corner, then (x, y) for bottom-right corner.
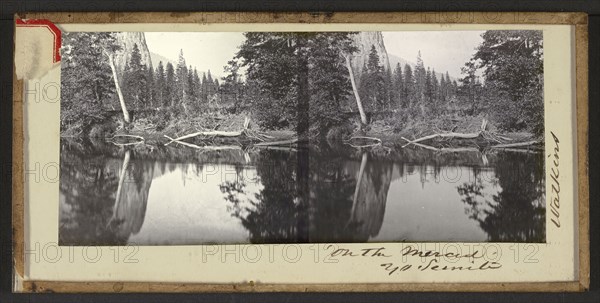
(61, 111), (542, 154)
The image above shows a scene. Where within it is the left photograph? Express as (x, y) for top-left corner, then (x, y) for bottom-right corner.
(59, 31), (545, 246)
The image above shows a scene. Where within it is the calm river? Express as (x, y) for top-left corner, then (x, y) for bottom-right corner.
(59, 138), (546, 245)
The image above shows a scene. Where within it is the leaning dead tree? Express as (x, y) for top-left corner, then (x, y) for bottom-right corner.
(103, 49), (130, 123)
(340, 52), (368, 127)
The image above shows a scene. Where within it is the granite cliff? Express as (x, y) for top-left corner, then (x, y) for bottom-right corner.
(351, 32), (391, 86)
(113, 32), (153, 75)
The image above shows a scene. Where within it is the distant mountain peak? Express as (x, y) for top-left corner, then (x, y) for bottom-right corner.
(150, 52), (177, 68)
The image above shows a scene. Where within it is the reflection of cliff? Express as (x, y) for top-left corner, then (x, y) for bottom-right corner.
(309, 152), (393, 242)
(346, 153), (393, 241)
(59, 146), (159, 245)
(223, 149), (394, 244)
(108, 151), (156, 241)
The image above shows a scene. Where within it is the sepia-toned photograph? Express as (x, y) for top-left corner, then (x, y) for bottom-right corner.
(58, 30), (545, 246)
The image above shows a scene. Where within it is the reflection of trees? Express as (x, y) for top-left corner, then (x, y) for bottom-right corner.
(60, 146), (155, 245)
(307, 152), (357, 242)
(221, 149), (393, 243)
(457, 151), (545, 242)
(221, 150), (305, 243)
(60, 146), (124, 245)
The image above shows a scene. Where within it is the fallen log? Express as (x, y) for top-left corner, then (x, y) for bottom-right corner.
(491, 140), (540, 149)
(255, 146), (299, 152)
(402, 119), (490, 148)
(165, 137), (243, 151)
(109, 134), (145, 141)
(402, 131), (481, 148)
(403, 140), (439, 151)
(498, 147), (540, 154)
(347, 136), (382, 142)
(254, 138), (299, 146)
(163, 116), (252, 146)
(168, 130), (244, 142)
(402, 138), (481, 153)
(107, 134), (145, 146)
(344, 136), (382, 148)
(440, 147), (481, 153)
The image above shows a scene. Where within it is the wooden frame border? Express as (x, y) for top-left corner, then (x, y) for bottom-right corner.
(12, 11), (589, 293)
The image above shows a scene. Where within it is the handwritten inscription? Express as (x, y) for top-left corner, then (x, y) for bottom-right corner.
(381, 259), (501, 275)
(549, 131), (561, 228)
(400, 245), (485, 260)
(326, 245), (502, 276)
(329, 247), (391, 258)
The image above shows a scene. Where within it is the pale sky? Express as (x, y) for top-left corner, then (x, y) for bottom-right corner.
(382, 31), (484, 78)
(145, 31), (485, 80)
(145, 32), (245, 79)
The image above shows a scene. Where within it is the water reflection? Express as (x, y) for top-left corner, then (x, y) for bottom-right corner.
(59, 138), (546, 245)
(457, 152), (546, 242)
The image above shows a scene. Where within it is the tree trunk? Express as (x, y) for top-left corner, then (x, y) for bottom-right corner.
(107, 52), (131, 123)
(349, 152), (368, 224)
(344, 54), (368, 126)
(108, 150), (131, 227)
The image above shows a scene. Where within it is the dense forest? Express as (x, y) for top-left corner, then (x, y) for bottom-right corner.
(61, 30), (543, 146)
(59, 30), (546, 246)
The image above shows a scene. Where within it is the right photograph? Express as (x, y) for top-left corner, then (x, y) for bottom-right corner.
(59, 30), (545, 246)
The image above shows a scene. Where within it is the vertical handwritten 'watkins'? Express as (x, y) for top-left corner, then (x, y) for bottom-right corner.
(549, 131), (560, 228)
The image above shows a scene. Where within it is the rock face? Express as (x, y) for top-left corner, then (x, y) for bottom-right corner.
(351, 32), (391, 85)
(113, 32), (153, 75)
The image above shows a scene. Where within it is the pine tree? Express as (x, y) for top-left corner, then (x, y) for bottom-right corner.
(186, 64), (196, 106)
(360, 45), (386, 112)
(383, 68), (393, 111)
(192, 68), (201, 109)
(201, 72), (208, 104)
(392, 63), (404, 108)
(61, 32), (122, 126)
(402, 64), (414, 108)
(445, 72), (452, 100)
(431, 69), (439, 115)
(165, 62), (175, 107)
(439, 71), (447, 106)
(147, 64), (155, 108)
(207, 70), (213, 83)
(459, 59), (482, 115)
(175, 49), (188, 108)
(123, 43), (147, 109)
(207, 70), (215, 99)
(424, 67), (433, 111)
(471, 30), (544, 133)
(222, 59), (243, 111)
(155, 61), (166, 107)
(414, 51), (427, 107)
(236, 32), (356, 130)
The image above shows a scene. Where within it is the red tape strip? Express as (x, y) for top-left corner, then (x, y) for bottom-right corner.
(16, 19), (62, 63)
